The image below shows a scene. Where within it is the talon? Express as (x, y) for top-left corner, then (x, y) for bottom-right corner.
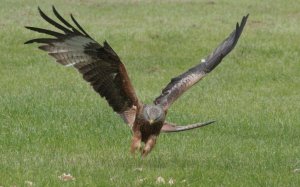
(131, 141), (141, 154)
(131, 131), (142, 155)
(141, 135), (157, 158)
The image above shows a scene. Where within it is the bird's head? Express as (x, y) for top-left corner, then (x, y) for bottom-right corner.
(143, 104), (165, 125)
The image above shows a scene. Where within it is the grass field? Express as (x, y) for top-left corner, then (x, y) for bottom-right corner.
(1, 0), (300, 186)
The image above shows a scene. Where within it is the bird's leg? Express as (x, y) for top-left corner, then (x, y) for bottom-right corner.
(142, 135), (157, 158)
(130, 130), (142, 155)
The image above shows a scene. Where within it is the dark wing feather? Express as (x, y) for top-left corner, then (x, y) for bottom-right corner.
(155, 14), (249, 110)
(37, 6), (72, 34)
(51, 6), (81, 35)
(70, 14), (91, 37)
(25, 7), (140, 125)
(24, 26), (66, 38)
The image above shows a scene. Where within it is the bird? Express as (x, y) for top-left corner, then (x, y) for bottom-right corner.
(25, 6), (248, 157)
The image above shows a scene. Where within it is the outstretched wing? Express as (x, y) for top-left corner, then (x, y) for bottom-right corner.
(25, 6), (140, 126)
(161, 120), (216, 133)
(155, 15), (249, 110)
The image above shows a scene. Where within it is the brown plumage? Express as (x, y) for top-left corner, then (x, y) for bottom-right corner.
(25, 6), (249, 157)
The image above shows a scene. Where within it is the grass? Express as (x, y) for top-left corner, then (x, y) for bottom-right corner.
(1, 0), (300, 186)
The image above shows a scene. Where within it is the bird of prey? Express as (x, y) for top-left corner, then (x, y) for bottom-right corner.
(25, 6), (248, 157)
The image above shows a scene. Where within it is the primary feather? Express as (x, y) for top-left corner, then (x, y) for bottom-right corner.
(155, 14), (249, 110)
(25, 6), (140, 124)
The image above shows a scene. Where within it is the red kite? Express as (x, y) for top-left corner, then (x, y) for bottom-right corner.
(25, 6), (248, 157)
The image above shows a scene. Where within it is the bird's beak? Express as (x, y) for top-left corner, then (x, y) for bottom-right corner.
(149, 119), (154, 125)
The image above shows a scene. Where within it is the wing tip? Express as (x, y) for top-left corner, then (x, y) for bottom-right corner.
(239, 13), (249, 29)
(37, 6), (43, 15)
(52, 5), (58, 14)
(233, 13), (249, 44)
(26, 26), (41, 31)
(70, 13), (91, 37)
(205, 120), (216, 125)
(24, 26), (32, 33)
(24, 40), (32, 44)
(161, 120), (217, 133)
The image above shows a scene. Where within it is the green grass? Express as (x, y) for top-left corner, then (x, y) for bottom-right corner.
(1, 0), (300, 186)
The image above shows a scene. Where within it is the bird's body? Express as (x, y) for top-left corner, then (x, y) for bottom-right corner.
(138, 105), (165, 139)
(131, 104), (165, 156)
(25, 6), (248, 157)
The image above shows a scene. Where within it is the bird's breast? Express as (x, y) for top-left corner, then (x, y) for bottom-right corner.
(135, 118), (163, 142)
